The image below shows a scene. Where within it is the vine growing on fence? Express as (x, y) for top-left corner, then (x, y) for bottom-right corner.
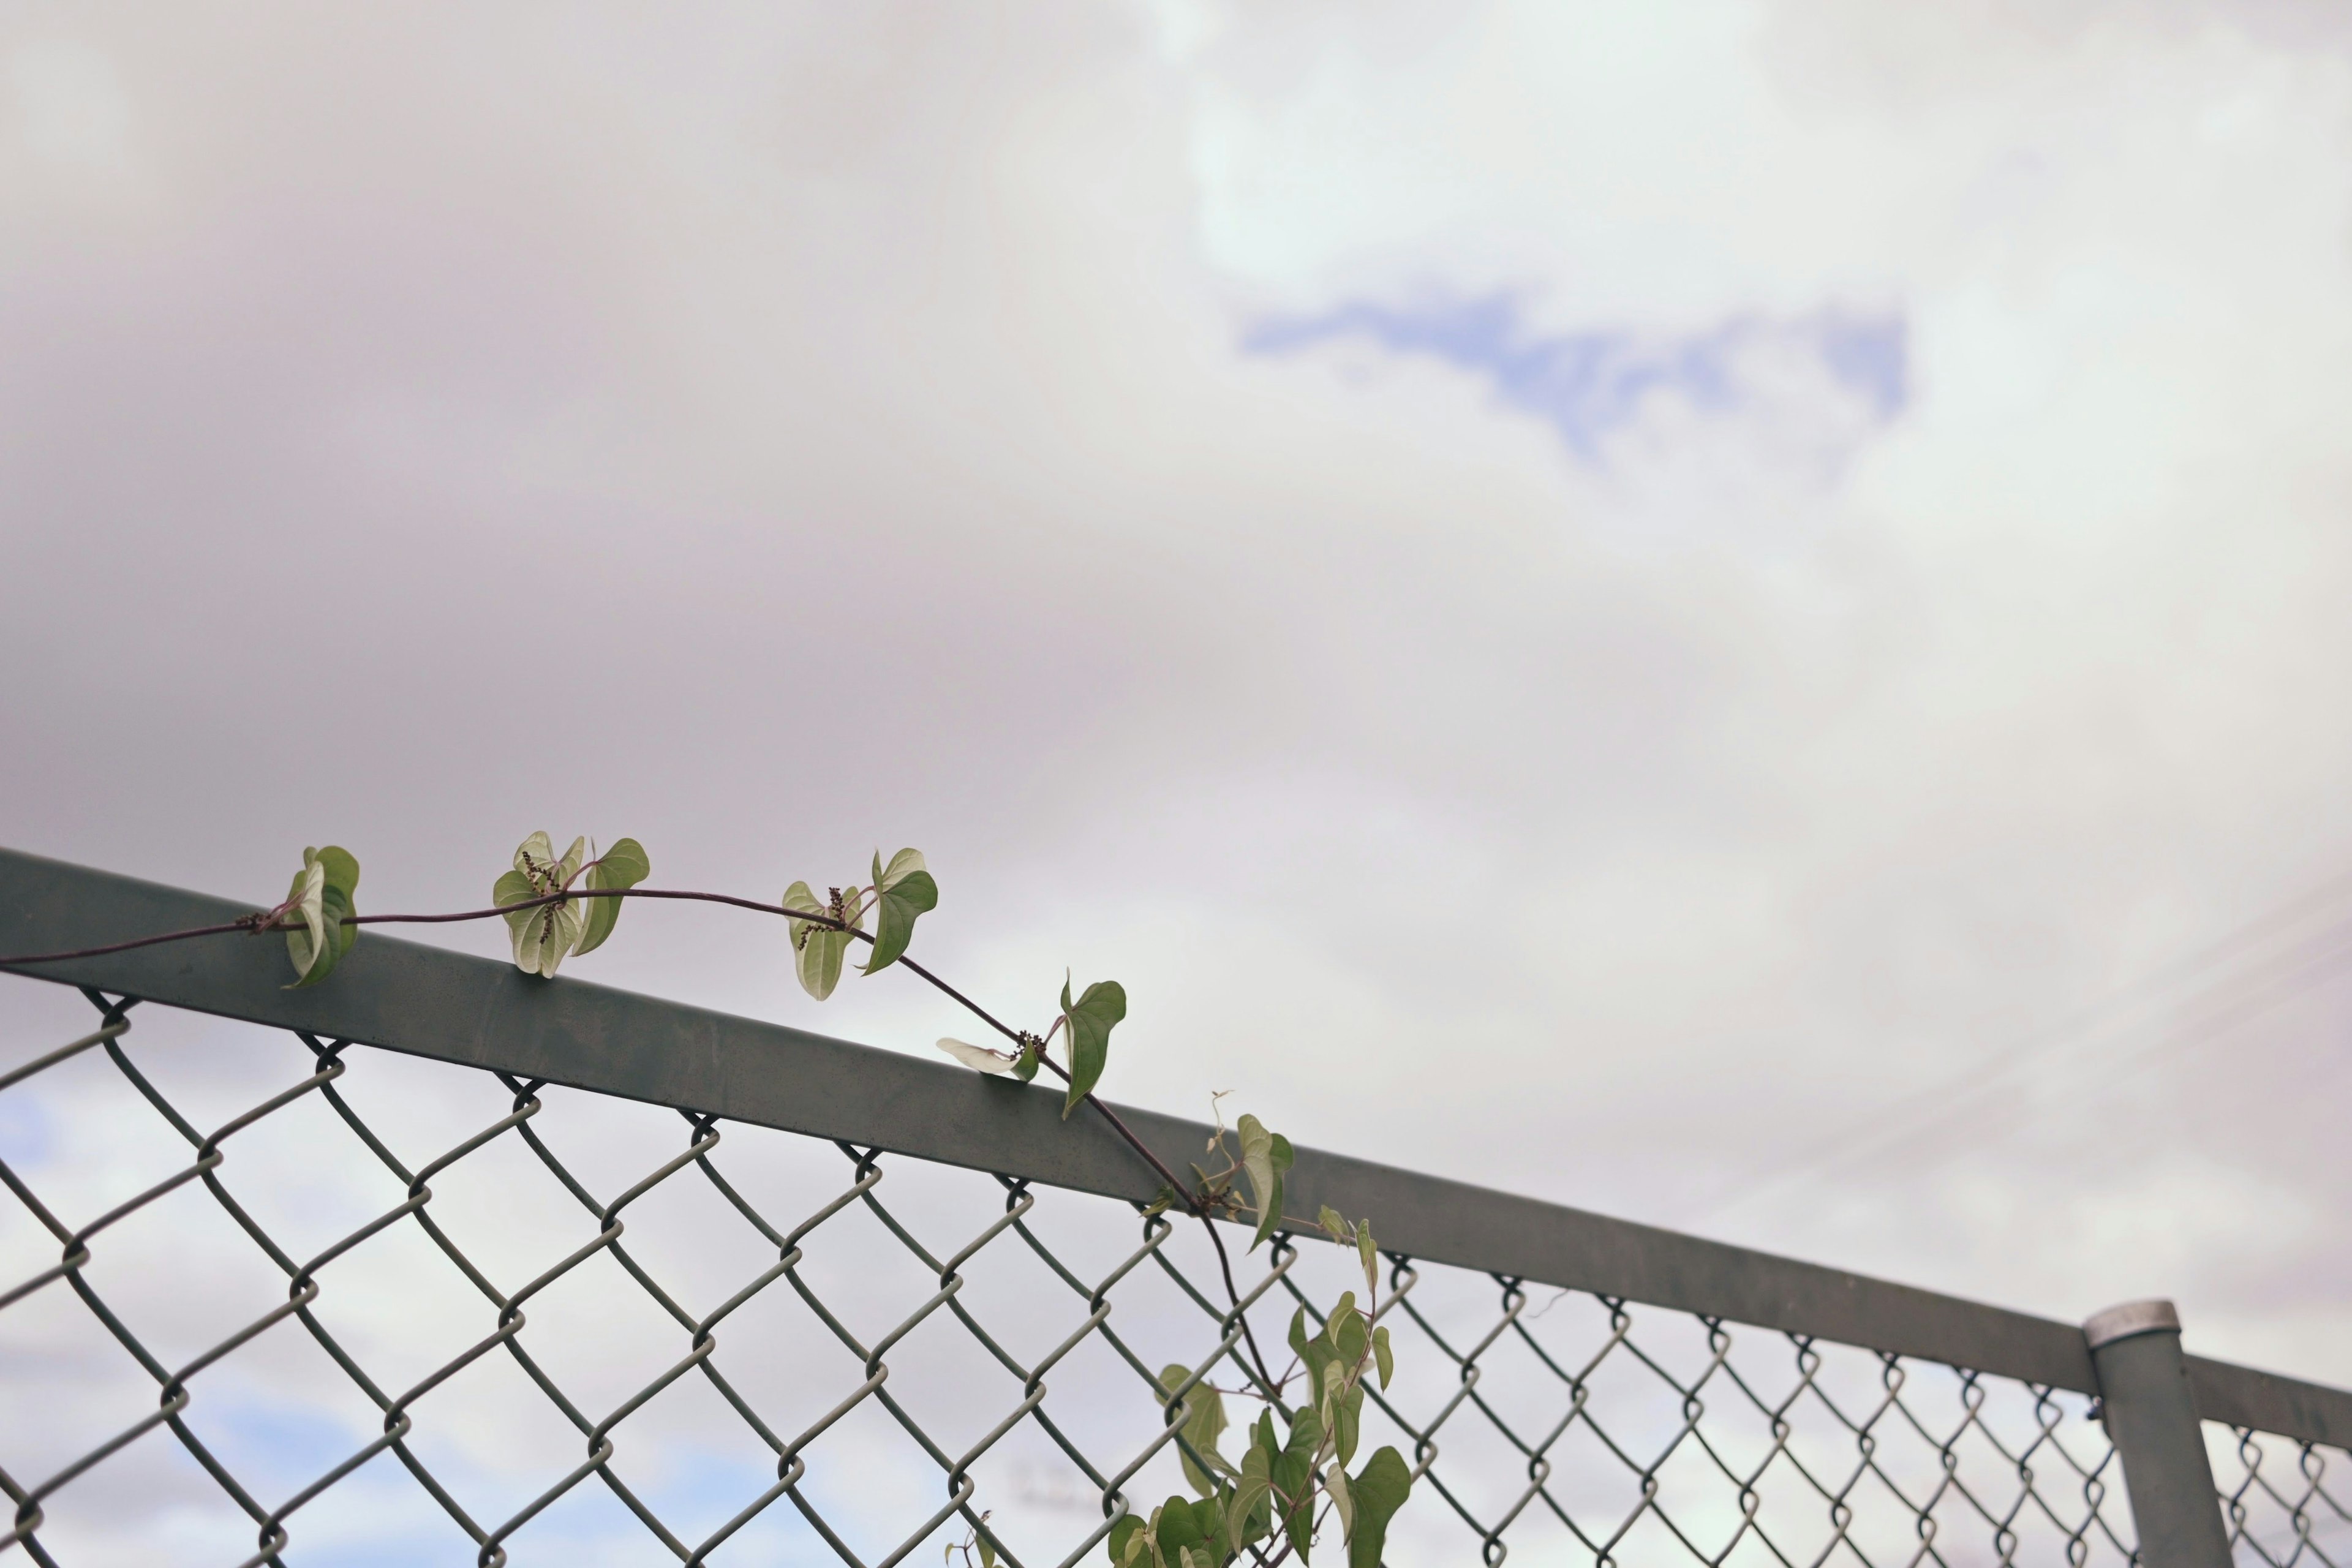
(2, 837), (1414, 1567)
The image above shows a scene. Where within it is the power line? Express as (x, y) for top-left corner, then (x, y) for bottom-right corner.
(1798, 919), (2352, 1195)
(1681, 866), (2352, 1226)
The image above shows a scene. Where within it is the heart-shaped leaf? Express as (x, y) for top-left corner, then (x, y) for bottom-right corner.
(1227, 1439), (1273, 1551)
(783, 880), (861, 1000)
(1343, 1447), (1412, 1568)
(862, 846), (938, 975)
(496, 833), (588, 978)
(1333, 1378), (1363, 1466)
(283, 845), (360, 989)
(574, 837), (649, 957)
(1290, 1302), (1344, 1440)
(1325, 1462), (1354, 1540)
(1058, 974), (1126, 1118)
(1239, 1116), (1295, 1251)
(1159, 1363), (1230, 1498)
(1153, 1494), (1211, 1556)
(1274, 1406), (1320, 1558)
(1330, 1295), (1368, 1366)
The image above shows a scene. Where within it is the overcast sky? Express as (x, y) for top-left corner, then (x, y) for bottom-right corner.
(6, 0), (2351, 1433)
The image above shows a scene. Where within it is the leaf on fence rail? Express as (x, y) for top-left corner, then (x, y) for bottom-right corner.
(284, 845), (359, 989)
(1241, 1117), (1294, 1251)
(1059, 974), (1126, 1117)
(496, 833), (589, 978)
(937, 1037), (1018, 1074)
(574, 837), (649, 957)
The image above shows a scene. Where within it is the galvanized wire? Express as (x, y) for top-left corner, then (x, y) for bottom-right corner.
(0, 987), (1282, 1567)
(2214, 1427), (2352, 1566)
(0, 977), (2286, 1566)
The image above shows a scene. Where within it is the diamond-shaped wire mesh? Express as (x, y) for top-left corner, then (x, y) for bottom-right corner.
(2213, 1427), (2352, 1565)
(0, 973), (2261, 1566)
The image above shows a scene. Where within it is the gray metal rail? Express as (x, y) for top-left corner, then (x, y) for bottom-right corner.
(2, 844), (2345, 1455)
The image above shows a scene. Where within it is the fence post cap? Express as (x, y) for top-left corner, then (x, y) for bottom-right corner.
(2084, 1298), (2180, 1349)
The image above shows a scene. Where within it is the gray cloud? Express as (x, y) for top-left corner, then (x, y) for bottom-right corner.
(5, 2), (2352, 1552)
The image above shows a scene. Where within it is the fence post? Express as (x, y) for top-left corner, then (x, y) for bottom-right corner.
(2085, 1299), (2230, 1566)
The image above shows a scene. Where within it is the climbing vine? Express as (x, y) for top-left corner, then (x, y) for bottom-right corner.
(2, 837), (1414, 1566)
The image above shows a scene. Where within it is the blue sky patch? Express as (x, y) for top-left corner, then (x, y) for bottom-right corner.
(1245, 294), (1907, 460)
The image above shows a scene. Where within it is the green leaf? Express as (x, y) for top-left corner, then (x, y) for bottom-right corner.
(1012, 1040), (1041, 1082)
(977, 1532), (997, 1568)
(1356, 1216), (1379, 1291)
(862, 847), (937, 974)
(1274, 1411), (1319, 1560)
(574, 837), (648, 957)
(1269, 1136), (1294, 1240)
(936, 1038), (1018, 1074)
(875, 846), (924, 891)
(1238, 1117), (1276, 1248)
(285, 854), (327, 982)
(1317, 1205), (1352, 1246)
(1058, 974), (1126, 1119)
(1105, 1515), (1145, 1566)
(1320, 1359), (1346, 1433)
(1159, 1364), (1229, 1498)
(1334, 1381), (1363, 1467)
(1344, 1447), (1412, 1568)
(283, 846), (360, 988)
(783, 880), (861, 1001)
(1330, 1294), (1368, 1368)
(1227, 1441), (1273, 1552)
(1238, 1117), (1295, 1251)
(496, 833), (589, 978)
(1372, 1325), (1394, 1391)
(1291, 1304), (1342, 1425)
(1325, 1462), (1354, 1540)
(1155, 1494), (1210, 1555)
(318, 848), (360, 957)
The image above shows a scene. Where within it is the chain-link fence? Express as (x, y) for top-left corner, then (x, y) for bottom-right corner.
(2214, 1428), (2352, 1565)
(3, 851), (2349, 1566)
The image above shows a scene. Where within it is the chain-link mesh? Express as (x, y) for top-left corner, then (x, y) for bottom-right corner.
(0, 974), (2282, 1566)
(2214, 1427), (2352, 1565)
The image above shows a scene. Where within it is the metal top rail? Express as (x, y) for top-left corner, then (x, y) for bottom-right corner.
(4, 846), (2345, 1455)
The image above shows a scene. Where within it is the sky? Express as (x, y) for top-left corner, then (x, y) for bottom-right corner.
(4, 0), (2352, 1558)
